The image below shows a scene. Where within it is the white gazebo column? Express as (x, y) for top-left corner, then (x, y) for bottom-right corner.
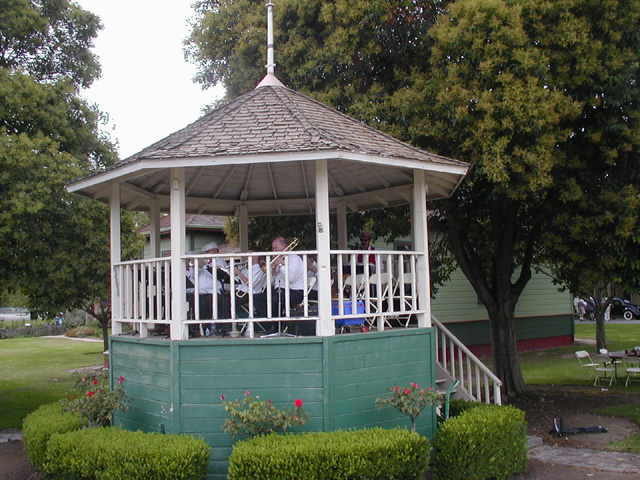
(238, 204), (249, 252)
(315, 159), (334, 336)
(170, 169), (188, 340)
(149, 201), (161, 258)
(413, 170), (431, 328)
(110, 182), (122, 335)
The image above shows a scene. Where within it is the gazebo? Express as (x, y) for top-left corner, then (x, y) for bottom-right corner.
(67, 5), (469, 478)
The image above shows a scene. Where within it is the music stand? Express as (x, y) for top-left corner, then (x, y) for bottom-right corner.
(261, 288), (296, 337)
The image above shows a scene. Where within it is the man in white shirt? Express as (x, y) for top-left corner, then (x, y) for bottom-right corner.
(255, 237), (305, 319)
(186, 242), (230, 335)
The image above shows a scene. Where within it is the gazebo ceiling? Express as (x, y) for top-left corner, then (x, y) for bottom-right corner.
(68, 78), (469, 216)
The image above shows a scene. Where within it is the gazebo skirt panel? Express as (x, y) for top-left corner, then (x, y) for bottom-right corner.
(110, 328), (436, 480)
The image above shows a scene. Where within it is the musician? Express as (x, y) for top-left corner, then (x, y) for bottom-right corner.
(356, 231), (381, 273)
(186, 242), (230, 335)
(254, 237), (305, 319)
(306, 255), (318, 301)
(234, 252), (266, 299)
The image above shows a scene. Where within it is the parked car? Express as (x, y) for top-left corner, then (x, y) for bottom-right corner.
(610, 298), (640, 320)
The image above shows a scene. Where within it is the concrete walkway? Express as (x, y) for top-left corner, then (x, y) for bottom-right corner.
(529, 444), (640, 473)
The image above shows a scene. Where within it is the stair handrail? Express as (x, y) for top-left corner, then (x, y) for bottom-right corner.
(432, 315), (502, 405)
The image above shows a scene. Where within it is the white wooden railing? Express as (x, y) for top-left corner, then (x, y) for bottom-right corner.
(432, 316), (502, 405)
(111, 250), (426, 337)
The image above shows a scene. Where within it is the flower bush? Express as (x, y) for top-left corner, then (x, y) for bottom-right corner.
(375, 382), (442, 431)
(221, 391), (310, 439)
(60, 369), (130, 428)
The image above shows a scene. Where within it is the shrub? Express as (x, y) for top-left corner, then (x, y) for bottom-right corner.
(446, 398), (502, 419)
(66, 325), (98, 338)
(22, 403), (87, 470)
(433, 405), (527, 480)
(43, 427), (210, 480)
(228, 428), (430, 480)
(221, 390), (310, 439)
(60, 368), (130, 427)
(375, 382), (442, 431)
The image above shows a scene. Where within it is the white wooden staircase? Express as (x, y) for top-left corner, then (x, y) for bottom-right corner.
(433, 316), (503, 405)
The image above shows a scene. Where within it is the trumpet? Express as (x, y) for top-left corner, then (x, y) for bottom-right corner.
(264, 237), (299, 272)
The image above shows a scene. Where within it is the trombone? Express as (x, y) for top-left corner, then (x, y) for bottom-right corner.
(263, 237), (299, 272)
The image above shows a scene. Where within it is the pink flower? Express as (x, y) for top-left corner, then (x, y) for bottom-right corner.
(294, 399), (303, 408)
(220, 395), (225, 400)
(244, 390), (250, 396)
(97, 389), (103, 394)
(268, 400), (272, 404)
(429, 386), (434, 391)
(410, 382), (420, 389)
(117, 376), (125, 384)
(393, 386), (400, 392)
(87, 391), (95, 397)
(404, 388), (411, 395)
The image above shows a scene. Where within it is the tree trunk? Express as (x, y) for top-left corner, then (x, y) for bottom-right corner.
(487, 303), (527, 396)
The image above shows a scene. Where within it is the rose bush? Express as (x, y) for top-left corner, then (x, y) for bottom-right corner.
(60, 369), (130, 427)
(375, 382), (442, 431)
(221, 391), (310, 439)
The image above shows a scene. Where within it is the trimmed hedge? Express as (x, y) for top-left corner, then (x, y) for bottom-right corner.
(43, 427), (210, 480)
(228, 427), (430, 480)
(433, 405), (527, 480)
(22, 402), (87, 470)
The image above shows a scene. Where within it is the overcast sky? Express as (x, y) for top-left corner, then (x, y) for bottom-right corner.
(75, 0), (224, 159)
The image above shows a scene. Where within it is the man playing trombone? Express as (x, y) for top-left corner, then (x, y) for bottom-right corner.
(254, 237), (305, 321)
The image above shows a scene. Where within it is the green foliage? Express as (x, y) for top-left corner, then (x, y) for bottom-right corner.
(0, 0), (102, 88)
(60, 368), (130, 428)
(375, 382), (442, 431)
(0, 0), (145, 350)
(433, 405), (527, 480)
(43, 427), (210, 480)
(222, 391), (310, 439)
(446, 398), (502, 419)
(228, 428), (430, 480)
(22, 402), (87, 471)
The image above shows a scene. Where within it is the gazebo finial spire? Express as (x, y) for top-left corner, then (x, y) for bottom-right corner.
(256, 1), (285, 88)
(266, 1), (276, 75)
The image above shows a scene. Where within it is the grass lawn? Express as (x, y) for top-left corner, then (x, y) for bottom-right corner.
(519, 322), (640, 389)
(0, 337), (103, 430)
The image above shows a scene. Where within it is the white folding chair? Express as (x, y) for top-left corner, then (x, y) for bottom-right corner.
(367, 272), (395, 330)
(623, 356), (640, 386)
(575, 350), (598, 381)
(397, 272), (417, 327)
(592, 353), (616, 386)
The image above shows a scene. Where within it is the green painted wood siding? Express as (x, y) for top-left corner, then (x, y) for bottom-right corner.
(432, 268), (572, 323)
(110, 329), (436, 480)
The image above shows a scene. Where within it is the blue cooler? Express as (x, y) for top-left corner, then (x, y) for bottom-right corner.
(332, 301), (366, 327)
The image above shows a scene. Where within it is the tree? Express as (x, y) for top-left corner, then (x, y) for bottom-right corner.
(0, 0), (144, 351)
(535, 0), (640, 350)
(186, 0), (640, 395)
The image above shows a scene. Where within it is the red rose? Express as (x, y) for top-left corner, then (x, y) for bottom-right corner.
(404, 388), (411, 395)
(294, 399), (303, 408)
(87, 391), (95, 397)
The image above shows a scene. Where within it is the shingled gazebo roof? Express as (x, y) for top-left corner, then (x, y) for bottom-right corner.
(68, 79), (469, 216)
